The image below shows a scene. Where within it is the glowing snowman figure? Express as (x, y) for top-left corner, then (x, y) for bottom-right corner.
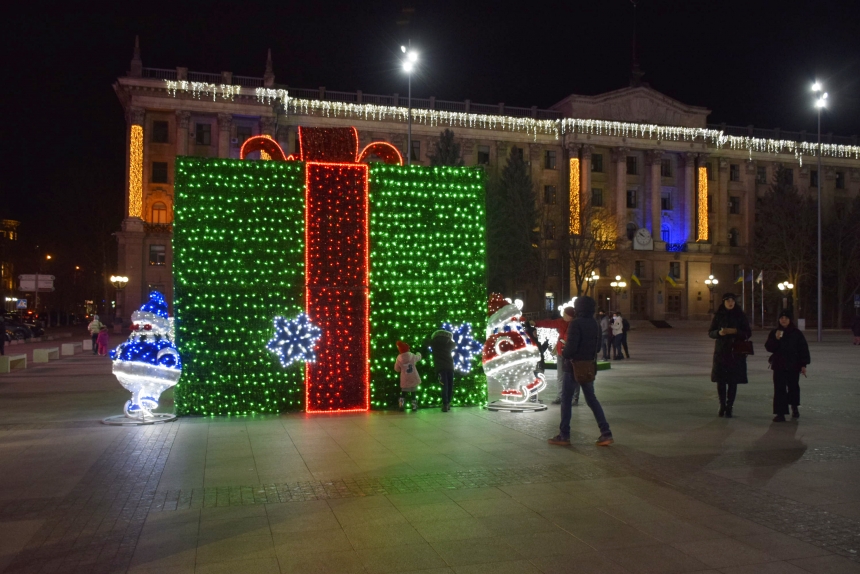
(110, 291), (181, 419)
(481, 293), (546, 403)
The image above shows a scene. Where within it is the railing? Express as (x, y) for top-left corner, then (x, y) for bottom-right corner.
(142, 67), (177, 80)
(234, 75), (262, 87)
(144, 223), (173, 234)
(187, 71), (222, 84)
(708, 124), (858, 146)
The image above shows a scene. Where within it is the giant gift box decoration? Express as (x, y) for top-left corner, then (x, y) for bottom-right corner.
(173, 128), (487, 415)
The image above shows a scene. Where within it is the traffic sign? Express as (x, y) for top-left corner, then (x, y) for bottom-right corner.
(16, 299), (27, 310)
(18, 275), (55, 281)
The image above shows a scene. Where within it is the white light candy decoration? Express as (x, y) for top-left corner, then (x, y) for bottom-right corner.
(106, 291), (181, 424)
(266, 313), (322, 367)
(481, 294), (546, 404)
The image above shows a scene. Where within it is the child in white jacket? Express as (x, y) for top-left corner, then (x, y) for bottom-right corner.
(394, 341), (422, 411)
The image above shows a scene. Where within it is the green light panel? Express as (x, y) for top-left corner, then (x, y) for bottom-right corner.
(368, 164), (488, 408)
(172, 158), (306, 415)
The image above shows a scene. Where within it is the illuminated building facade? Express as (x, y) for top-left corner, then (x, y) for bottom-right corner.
(114, 40), (860, 321)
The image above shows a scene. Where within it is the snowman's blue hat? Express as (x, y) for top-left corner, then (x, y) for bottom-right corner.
(139, 291), (169, 318)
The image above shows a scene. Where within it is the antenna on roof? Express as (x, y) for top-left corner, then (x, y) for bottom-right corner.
(630, 0), (645, 87)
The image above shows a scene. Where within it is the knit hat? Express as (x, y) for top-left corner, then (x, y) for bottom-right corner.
(396, 341), (410, 354)
(563, 306), (576, 319)
(722, 292), (737, 301)
(779, 309), (793, 321)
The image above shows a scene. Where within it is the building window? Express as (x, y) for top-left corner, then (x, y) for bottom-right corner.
(660, 159), (672, 177)
(810, 170), (818, 187)
(706, 162), (714, 180)
(661, 192), (672, 211)
(707, 195), (713, 213)
(661, 228), (670, 242)
(236, 125), (252, 145)
(410, 141), (421, 161)
(477, 145), (490, 165)
(756, 166), (767, 184)
(729, 228), (740, 247)
(151, 121), (169, 144)
(149, 244), (166, 266)
(634, 260), (645, 278)
(667, 292), (682, 314)
(545, 292), (556, 310)
(669, 262), (681, 279)
(592, 153), (603, 172)
(729, 196), (741, 214)
(543, 185), (557, 205)
(544, 150), (557, 169)
(626, 222), (637, 240)
(151, 202), (168, 224)
(151, 162), (168, 184)
(626, 189), (637, 208)
(195, 123), (211, 145)
(836, 171), (845, 189)
(511, 146), (523, 161)
(544, 222), (555, 239)
(626, 156), (638, 175)
(783, 169), (793, 185)
(591, 188), (604, 207)
(730, 164), (740, 182)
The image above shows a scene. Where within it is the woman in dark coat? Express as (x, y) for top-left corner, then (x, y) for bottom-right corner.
(765, 310), (810, 422)
(708, 293), (752, 418)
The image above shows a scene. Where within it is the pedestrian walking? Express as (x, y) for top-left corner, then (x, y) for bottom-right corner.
(708, 293), (752, 418)
(535, 308), (578, 405)
(765, 310), (810, 422)
(394, 341), (422, 411)
(548, 296), (614, 446)
(96, 325), (110, 356)
(429, 329), (456, 412)
(611, 312), (624, 360)
(619, 312), (631, 358)
(598, 310), (611, 361)
(87, 315), (104, 355)
(851, 314), (860, 345)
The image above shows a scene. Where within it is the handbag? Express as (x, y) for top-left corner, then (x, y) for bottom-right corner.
(570, 360), (596, 383)
(732, 340), (754, 356)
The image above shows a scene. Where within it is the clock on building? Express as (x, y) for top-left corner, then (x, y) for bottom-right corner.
(633, 227), (654, 251)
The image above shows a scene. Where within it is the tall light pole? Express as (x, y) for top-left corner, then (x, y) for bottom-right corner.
(812, 82), (827, 342)
(401, 45), (418, 165)
(705, 274), (719, 312)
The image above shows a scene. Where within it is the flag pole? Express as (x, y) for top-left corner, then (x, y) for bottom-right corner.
(741, 267), (745, 311)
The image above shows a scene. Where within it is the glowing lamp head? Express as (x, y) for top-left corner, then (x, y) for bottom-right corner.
(514, 299), (523, 311)
(812, 82), (821, 92)
(401, 45), (407, 53)
(408, 51), (418, 62)
(403, 61), (414, 73)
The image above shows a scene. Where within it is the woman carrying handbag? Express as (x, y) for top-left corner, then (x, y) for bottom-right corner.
(708, 292), (753, 418)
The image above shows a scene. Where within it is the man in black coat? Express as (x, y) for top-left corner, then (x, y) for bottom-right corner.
(765, 309), (810, 422)
(708, 293), (752, 418)
(430, 329), (456, 412)
(548, 296), (613, 446)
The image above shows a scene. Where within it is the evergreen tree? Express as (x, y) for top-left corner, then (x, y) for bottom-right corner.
(428, 129), (464, 166)
(486, 147), (538, 294)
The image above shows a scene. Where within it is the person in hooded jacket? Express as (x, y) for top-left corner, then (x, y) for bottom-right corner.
(394, 340), (422, 411)
(535, 307), (578, 405)
(549, 296), (613, 446)
(765, 310), (810, 422)
(87, 315), (104, 356)
(708, 293), (752, 418)
(430, 329), (457, 412)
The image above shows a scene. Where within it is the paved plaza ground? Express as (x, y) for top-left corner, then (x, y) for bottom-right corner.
(1, 325), (859, 574)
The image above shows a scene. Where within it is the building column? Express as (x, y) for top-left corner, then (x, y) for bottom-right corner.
(744, 161), (756, 248)
(176, 111), (190, 156)
(218, 114), (232, 158)
(716, 158), (729, 249)
(612, 147), (628, 239)
(683, 152), (696, 243)
(646, 150), (664, 247)
(697, 154), (710, 243)
(126, 107), (145, 221)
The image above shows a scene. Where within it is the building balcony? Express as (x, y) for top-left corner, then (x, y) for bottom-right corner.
(143, 223), (173, 235)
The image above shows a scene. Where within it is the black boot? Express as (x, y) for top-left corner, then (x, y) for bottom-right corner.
(791, 406), (800, 419)
(725, 406), (733, 418)
(718, 404), (726, 417)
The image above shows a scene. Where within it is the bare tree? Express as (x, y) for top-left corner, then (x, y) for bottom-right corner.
(825, 194), (860, 327)
(753, 165), (816, 317)
(567, 203), (619, 297)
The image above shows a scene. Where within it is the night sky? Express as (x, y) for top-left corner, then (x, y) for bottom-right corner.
(3, 0), (859, 271)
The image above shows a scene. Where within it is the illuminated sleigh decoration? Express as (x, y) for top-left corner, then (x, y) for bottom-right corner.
(482, 294), (546, 407)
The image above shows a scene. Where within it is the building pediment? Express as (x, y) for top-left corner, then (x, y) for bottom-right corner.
(551, 86), (710, 128)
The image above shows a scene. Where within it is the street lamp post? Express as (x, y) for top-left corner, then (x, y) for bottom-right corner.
(812, 82), (827, 342)
(704, 274), (719, 312)
(400, 45), (418, 165)
(610, 275), (627, 310)
(110, 275), (129, 331)
(778, 281), (795, 315)
(586, 271), (599, 297)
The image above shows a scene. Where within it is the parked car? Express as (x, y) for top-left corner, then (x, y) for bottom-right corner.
(1, 313), (33, 340)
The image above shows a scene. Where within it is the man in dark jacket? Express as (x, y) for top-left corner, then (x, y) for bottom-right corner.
(765, 310), (810, 421)
(430, 329), (457, 412)
(548, 296), (613, 446)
